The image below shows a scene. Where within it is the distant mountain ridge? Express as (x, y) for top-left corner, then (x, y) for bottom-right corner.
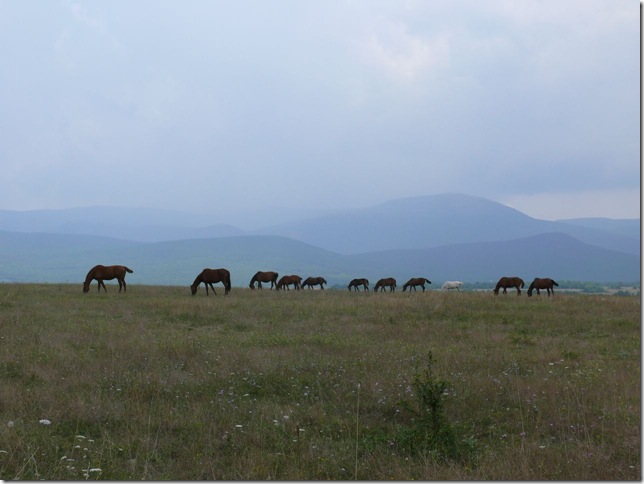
(0, 231), (637, 285)
(0, 193), (638, 284)
(254, 193), (639, 255)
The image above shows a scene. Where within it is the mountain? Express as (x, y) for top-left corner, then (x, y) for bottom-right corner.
(349, 232), (638, 283)
(556, 217), (640, 240)
(254, 193), (639, 255)
(0, 231), (638, 286)
(0, 193), (638, 285)
(0, 207), (244, 242)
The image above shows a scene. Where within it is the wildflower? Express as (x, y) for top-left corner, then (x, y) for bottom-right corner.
(89, 468), (101, 473)
(7, 421), (14, 428)
(39, 419), (51, 425)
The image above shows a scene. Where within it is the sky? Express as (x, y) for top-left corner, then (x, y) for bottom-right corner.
(0, 0), (639, 221)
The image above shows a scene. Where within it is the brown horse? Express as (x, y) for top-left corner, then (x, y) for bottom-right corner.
(83, 265), (133, 293)
(277, 275), (302, 290)
(190, 268), (231, 296)
(348, 278), (369, 292)
(402, 277), (432, 292)
(493, 276), (525, 296)
(374, 277), (396, 292)
(301, 276), (327, 289)
(527, 278), (559, 297)
(249, 271), (279, 289)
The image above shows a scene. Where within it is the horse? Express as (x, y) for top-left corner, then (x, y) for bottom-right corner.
(402, 277), (432, 292)
(301, 276), (327, 289)
(374, 277), (396, 292)
(83, 265), (133, 293)
(190, 268), (231, 296)
(277, 275), (302, 290)
(348, 278), (369, 292)
(249, 271), (279, 289)
(441, 281), (463, 291)
(527, 278), (559, 297)
(493, 276), (525, 296)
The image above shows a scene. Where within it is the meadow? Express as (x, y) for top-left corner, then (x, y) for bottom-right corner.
(0, 284), (640, 480)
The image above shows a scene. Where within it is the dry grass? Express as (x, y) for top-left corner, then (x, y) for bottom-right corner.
(0, 284), (640, 480)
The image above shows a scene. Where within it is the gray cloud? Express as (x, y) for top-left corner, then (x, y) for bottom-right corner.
(0, 0), (638, 219)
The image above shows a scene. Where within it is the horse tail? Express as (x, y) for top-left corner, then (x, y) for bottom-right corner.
(552, 280), (559, 286)
(225, 270), (232, 293)
(125, 267), (133, 273)
(520, 279), (525, 288)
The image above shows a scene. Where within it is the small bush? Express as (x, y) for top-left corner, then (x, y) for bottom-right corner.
(394, 352), (475, 462)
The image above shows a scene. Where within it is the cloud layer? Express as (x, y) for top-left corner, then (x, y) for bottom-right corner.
(0, 1), (638, 219)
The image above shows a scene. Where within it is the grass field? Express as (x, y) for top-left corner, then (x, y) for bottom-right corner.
(0, 284), (640, 480)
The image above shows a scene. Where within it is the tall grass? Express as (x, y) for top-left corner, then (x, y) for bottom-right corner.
(0, 284), (640, 479)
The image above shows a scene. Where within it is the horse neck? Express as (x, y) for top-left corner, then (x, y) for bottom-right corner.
(84, 269), (96, 285)
(192, 275), (203, 286)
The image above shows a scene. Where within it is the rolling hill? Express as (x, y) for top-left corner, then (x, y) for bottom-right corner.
(0, 231), (638, 286)
(254, 193), (639, 255)
(0, 193), (638, 285)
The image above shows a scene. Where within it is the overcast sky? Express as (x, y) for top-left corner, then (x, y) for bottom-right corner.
(0, 1), (639, 221)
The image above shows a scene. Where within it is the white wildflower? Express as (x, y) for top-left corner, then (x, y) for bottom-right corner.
(39, 419), (51, 425)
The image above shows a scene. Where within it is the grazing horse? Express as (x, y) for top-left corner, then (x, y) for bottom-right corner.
(83, 265), (133, 293)
(348, 278), (369, 292)
(527, 278), (559, 297)
(493, 276), (525, 296)
(190, 268), (231, 296)
(249, 271), (279, 289)
(374, 277), (397, 292)
(301, 276), (327, 289)
(402, 277), (432, 292)
(441, 281), (463, 291)
(277, 275), (302, 290)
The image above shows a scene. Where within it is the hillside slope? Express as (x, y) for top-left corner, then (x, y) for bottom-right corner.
(255, 193), (639, 255)
(0, 232), (637, 286)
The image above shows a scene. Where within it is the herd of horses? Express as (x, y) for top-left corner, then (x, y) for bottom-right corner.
(83, 265), (559, 298)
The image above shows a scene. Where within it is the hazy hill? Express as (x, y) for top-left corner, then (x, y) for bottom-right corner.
(349, 232), (638, 284)
(0, 193), (638, 285)
(556, 217), (640, 240)
(0, 207), (243, 242)
(0, 194), (638, 254)
(0, 231), (638, 286)
(255, 193), (639, 255)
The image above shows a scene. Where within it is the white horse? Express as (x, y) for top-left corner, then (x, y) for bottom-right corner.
(441, 281), (463, 291)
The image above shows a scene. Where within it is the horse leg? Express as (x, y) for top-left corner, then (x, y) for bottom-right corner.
(118, 278), (124, 293)
(209, 283), (217, 295)
(99, 280), (107, 292)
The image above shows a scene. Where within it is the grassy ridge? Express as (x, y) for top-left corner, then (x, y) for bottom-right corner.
(0, 285), (640, 479)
